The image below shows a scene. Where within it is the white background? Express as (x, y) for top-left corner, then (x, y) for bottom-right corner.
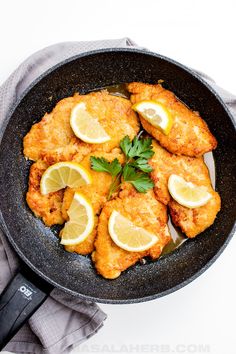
(1, 1), (235, 353)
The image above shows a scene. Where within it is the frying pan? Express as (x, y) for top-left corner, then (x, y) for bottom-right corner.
(0, 48), (235, 348)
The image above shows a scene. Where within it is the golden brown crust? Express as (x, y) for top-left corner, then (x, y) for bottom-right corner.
(26, 160), (65, 226)
(92, 185), (171, 279)
(150, 140), (221, 237)
(60, 149), (125, 255)
(169, 193), (221, 238)
(24, 91), (139, 164)
(128, 82), (217, 157)
(24, 95), (81, 161)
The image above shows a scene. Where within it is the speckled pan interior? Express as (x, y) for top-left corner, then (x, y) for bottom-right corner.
(0, 49), (235, 303)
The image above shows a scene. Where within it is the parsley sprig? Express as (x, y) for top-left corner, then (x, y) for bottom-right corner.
(122, 165), (154, 193)
(89, 157), (122, 177)
(90, 134), (154, 199)
(120, 135), (154, 160)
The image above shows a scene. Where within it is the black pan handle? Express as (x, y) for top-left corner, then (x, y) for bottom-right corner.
(0, 271), (52, 350)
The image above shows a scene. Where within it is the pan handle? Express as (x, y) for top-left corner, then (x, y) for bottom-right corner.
(0, 271), (50, 350)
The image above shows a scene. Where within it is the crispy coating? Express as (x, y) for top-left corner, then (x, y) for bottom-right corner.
(26, 160), (65, 226)
(92, 184), (171, 279)
(26, 149), (124, 254)
(62, 149), (125, 255)
(24, 95), (83, 161)
(24, 91), (139, 164)
(169, 197), (221, 239)
(150, 140), (221, 237)
(128, 82), (217, 157)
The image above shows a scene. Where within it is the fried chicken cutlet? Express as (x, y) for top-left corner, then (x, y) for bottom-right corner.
(26, 160), (65, 226)
(150, 140), (221, 238)
(128, 82), (217, 157)
(61, 149), (125, 255)
(92, 184), (171, 279)
(26, 157), (97, 253)
(24, 91), (139, 164)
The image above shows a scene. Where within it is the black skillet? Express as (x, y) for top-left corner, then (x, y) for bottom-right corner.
(0, 48), (235, 348)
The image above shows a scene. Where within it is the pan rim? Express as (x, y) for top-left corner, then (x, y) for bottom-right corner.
(0, 47), (235, 303)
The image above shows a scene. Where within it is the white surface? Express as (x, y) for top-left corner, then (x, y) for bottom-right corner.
(1, 0), (235, 353)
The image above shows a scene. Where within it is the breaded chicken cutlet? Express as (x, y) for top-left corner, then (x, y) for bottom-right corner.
(128, 82), (217, 157)
(92, 184), (171, 279)
(24, 90), (139, 164)
(150, 140), (221, 237)
(26, 159), (65, 226)
(27, 148), (124, 255)
(61, 149), (124, 255)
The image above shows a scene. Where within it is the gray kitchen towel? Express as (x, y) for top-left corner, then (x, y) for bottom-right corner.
(0, 37), (236, 354)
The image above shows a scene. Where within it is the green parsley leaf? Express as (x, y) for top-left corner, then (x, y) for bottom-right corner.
(120, 135), (154, 160)
(130, 158), (153, 173)
(119, 135), (132, 157)
(91, 135), (155, 197)
(123, 165), (154, 193)
(90, 157), (122, 177)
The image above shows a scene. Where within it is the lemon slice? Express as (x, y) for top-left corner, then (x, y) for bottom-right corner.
(60, 192), (94, 245)
(168, 174), (212, 208)
(40, 162), (92, 195)
(108, 210), (158, 252)
(132, 100), (173, 135)
(70, 102), (111, 144)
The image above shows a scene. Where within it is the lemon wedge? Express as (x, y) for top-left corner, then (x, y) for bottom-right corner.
(108, 210), (158, 252)
(168, 174), (212, 208)
(132, 100), (173, 135)
(40, 162), (92, 195)
(60, 192), (94, 245)
(70, 102), (111, 144)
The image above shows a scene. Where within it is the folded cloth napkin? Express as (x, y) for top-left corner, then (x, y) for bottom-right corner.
(0, 37), (236, 354)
